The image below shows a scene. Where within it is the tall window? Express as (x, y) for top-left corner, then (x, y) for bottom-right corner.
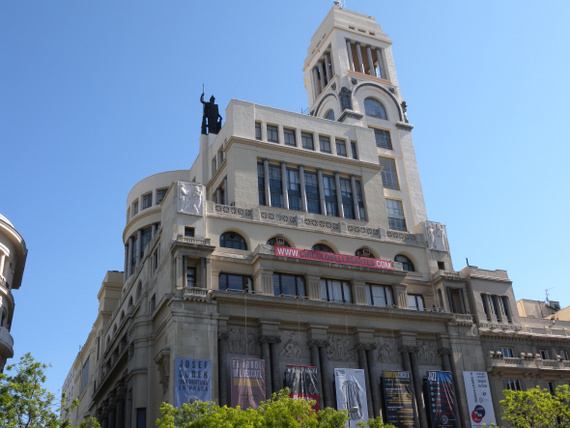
(408, 294), (425, 311)
(323, 175), (338, 216)
(220, 232), (247, 250)
(257, 162), (266, 205)
(374, 129), (393, 149)
(140, 228), (152, 257)
(269, 164), (283, 208)
(187, 267), (197, 288)
(284, 128), (296, 146)
(386, 199), (406, 231)
(364, 98), (388, 120)
(321, 279), (351, 303)
(273, 273), (305, 297)
(336, 139), (347, 157)
(351, 141), (358, 159)
(319, 136), (331, 153)
(339, 178), (354, 219)
(255, 122), (262, 140)
(142, 193), (152, 209)
(302, 132), (314, 150)
(366, 284), (393, 307)
(499, 347), (514, 358)
(267, 125), (278, 142)
(500, 296), (512, 323)
(132, 200), (139, 217)
(219, 273), (252, 292)
(286, 168), (301, 210)
(379, 157), (400, 190)
(304, 171), (321, 214)
(156, 188), (168, 205)
(395, 255), (414, 272)
(505, 380), (522, 391)
(80, 357), (89, 393)
(355, 180), (365, 220)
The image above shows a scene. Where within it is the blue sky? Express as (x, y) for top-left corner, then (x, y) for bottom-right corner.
(2, 0), (569, 397)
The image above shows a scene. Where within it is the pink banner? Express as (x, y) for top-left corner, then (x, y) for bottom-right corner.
(275, 246), (392, 270)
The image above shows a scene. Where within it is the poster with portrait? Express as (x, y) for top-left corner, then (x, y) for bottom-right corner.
(463, 372), (496, 428)
(174, 358), (212, 407)
(230, 358), (266, 409)
(334, 368), (368, 428)
(285, 365), (319, 411)
(425, 371), (459, 428)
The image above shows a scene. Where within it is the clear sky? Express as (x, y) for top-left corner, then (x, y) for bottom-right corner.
(2, 0), (569, 398)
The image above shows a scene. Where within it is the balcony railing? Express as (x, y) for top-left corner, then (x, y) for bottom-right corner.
(0, 326), (14, 352)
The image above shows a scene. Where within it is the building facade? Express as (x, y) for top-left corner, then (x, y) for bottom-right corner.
(63, 6), (570, 428)
(0, 214), (28, 372)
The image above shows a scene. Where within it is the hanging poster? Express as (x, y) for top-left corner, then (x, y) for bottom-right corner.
(285, 365), (320, 411)
(230, 358), (266, 409)
(334, 368), (369, 428)
(174, 358), (212, 407)
(462, 372), (496, 428)
(425, 371), (459, 428)
(382, 371), (416, 428)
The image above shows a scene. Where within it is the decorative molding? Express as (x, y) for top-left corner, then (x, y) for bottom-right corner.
(327, 334), (356, 361)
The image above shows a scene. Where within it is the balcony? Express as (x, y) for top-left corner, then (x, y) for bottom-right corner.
(487, 353), (570, 374)
(0, 326), (14, 357)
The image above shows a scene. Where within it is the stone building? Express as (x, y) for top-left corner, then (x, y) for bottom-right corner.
(0, 214), (28, 372)
(63, 5), (570, 428)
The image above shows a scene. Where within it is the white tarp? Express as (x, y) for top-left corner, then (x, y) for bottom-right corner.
(334, 368), (369, 428)
(462, 371), (496, 428)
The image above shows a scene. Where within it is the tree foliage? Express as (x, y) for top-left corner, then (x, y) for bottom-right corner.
(0, 353), (100, 428)
(156, 388), (395, 428)
(500, 384), (570, 428)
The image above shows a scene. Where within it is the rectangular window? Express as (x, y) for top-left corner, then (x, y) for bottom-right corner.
(490, 295), (502, 322)
(501, 296), (512, 323)
(142, 193), (152, 209)
(499, 347), (514, 358)
(374, 128), (393, 149)
(156, 188), (168, 205)
(255, 122), (262, 140)
(336, 139), (347, 156)
(132, 200), (139, 217)
(539, 349), (550, 360)
(355, 180), (365, 220)
(481, 294), (491, 321)
(339, 178), (354, 219)
(81, 357), (89, 393)
(321, 279), (351, 303)
(286, 168), (301, 211)
(257, 162), (266, 205)
(219, 273), (252, 293)
(140, 228), (152, 257)
(561, 350), (570, 360)
(267, 125), (279, 142)
(268, 164), (283, 207)
(284, 128), (296, 146)
(386, 199), (406, 231)
(212, 157), (217, 174)
(408, 294), (425, 311)
(366, 284), (393, 307)
(505, 380), (522, 391)
(323, 175), (338, 216)
(447, 288), (466, 314)
(304, 171), (321, 214)
(273, 273), (305, 298)
(302, 132), (314, 150)
(379, 157), (400, 190)
(136, 409), (147, 428)
(351, 141), (358, 159)
(187, 267), (196, 288)
(319, 135), (331, 153)
(184, 227), (195, 237)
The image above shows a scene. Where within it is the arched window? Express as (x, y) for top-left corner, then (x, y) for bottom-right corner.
(312, 243), (335, 253)
(355, 248), (374, 258)
(325, 109), (335, 121)
(267, 237), (291, 247)
(220, 232), (247, 250)
(395, 255), (415, 272)
(364, 97), (387, 120)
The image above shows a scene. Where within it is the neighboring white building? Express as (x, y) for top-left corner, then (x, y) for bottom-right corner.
(0, 214), (27, 372)
(64, 6), (570, 428)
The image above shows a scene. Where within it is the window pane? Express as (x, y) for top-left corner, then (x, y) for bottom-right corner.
(319, 136), (331, 153)
(284, 129), (296, 146)
(386, 199), (406, 231)
(302, 133), (314, 150)
(364, 98), (387, 120)
(378, 157), (399, 190)
(267, 125), (278, 142)
(336, 139), (347, 156)
(304, 171), (321, 214)
(374, 129), (393, 149)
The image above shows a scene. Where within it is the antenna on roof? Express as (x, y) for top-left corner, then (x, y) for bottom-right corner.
(546, 288), (553, 304)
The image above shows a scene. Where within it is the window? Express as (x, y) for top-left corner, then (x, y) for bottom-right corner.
(355, 180), (365, 220)
(184, 227), (195, 237)
(379, 157), (400, 190)
(140, 228), (152, 257)
(255, 122), (262, 140)
(339, 178), (354, 219)
(355, 248), (374, 258)
(481, 295), (491, 321)
(336, 139), (347, 156)
(187, 267), (196, 288)
(132, 200), (139, 217)
(286, 168), (301, 210)
(499, 347), (514, 358)
(304, 171), (321, 214)
(142, 193), (152, 209)
(561, 350), (570, 360)
(395, 255), (415, 272)
(321, 279), (351, 303)
(500, 296), (512, 323)
(273, 273), (305, 297)
(386, 199), (406, 231)
(323, 175), (338, 216)
(267, 125), (278, 143)
(284, 128), (296, 146)
(408, 294), (425, 311)
(374, 129), (392, 150)
(220, 232), (247, 250)
(364, 98), (388, 120)
(212, 157), (217, 174)
(219, 273), (252, 293)
(312, 243), (334, 253)
(136, 409), (147, 428)
(319, 136), (331, 153)
(81, 357), (89, 393)
(447, 288), (466, 314)
(366, 284), (393, 307)
(302, 132), (314, 150)
(540, 349), (550, 360)
(351, 141), (358, 159)
(257, 162), (266, 205)
(325, 109), (335, 121)
(505, 380), (522, 391)
(156, 188), (168, 205)
(267, 236), (291, 247)
(268, 164), (283, 207)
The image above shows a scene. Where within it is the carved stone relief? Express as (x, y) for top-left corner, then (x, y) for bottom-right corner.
(279, 332), (304, 359)
(178, 182), (204, 216)
(424, 221), (447, 251)
(227, 327), (260, 355)
(376, 338), (398, 363)
(417, 341), (438, 365)
(327, 334), (356, 362)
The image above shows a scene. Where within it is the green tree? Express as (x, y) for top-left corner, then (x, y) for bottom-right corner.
(0, 353), (100, 428)
(500, 384), (570, 428)
(156, 388), (395, 428)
